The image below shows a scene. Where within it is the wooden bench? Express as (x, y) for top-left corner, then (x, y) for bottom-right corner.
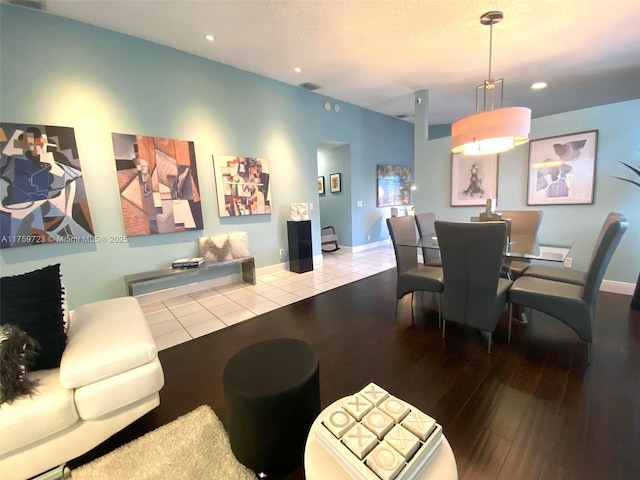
(124, 256), (256, 296)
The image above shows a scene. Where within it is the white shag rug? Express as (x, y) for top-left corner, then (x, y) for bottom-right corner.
(71, 405), (257, 480)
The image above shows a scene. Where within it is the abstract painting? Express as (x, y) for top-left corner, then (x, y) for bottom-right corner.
(377, 164), (412, 207)
(450, 153), (498, 206)
(213, 155), (271, 217)
(0, 123), (95, 248)
(527, 130), (598, 205)
(112, 133), (203, 236)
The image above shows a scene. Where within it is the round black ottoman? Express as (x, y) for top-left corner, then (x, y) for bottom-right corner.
(223, 338), (320, 475)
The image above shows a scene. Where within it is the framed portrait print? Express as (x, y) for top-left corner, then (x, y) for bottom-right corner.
(450, 153), (498, 206)
(527, 130), (598, 205)
(318, 176), (325, 195)
(330, 173), (342, 193)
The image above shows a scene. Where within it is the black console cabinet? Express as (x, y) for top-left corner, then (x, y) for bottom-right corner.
(287, 220), (313, 273)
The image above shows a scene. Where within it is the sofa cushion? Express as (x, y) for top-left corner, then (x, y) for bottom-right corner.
(60, 297), (157, 389)
(0, 324), (40, 405)
(74, 357), (165, 420)
(0, 369), (77, 456)
(199, 231), (250, 262)
(228, 231), (250, 258)
(199, 234), (233, 261)
(0, 264), (67, 371)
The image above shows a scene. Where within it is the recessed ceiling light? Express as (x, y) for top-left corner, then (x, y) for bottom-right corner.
(205, 34), (215, 42)
(531, 82), (547, 90)
(294, 67), (302, 74)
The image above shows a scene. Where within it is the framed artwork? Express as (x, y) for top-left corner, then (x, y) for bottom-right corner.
(527, 130), (598, 205)
(450, 153), (499, 206)
(213, 155), (271, 217)
(112, 133), (203, 236)
(376, 164), (412, 207)
(0, 123), (95, 248)
(318, 176), (325, 195)
(330, 173), (342, 193)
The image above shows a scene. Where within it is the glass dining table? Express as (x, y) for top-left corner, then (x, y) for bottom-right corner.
(402, 233), (570, 262)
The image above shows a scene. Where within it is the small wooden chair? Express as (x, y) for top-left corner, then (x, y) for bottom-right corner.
(321, 226), (340, 252)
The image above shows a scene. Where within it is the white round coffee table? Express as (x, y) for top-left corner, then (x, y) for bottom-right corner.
(304, 398), (457, 480)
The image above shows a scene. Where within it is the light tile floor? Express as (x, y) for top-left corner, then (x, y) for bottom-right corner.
(140, 245), (397, 351)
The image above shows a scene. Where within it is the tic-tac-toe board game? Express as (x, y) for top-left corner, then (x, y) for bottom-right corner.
(316, 383), (443, 480)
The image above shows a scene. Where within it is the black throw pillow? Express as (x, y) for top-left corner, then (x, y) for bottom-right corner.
(0, 323), (40, 404)
(0, 264), (67, 371)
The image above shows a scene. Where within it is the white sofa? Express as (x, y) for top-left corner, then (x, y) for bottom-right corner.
(0, 297), (165, 480)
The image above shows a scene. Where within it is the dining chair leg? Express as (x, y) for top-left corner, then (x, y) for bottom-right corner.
(438, 293), (442, 328)
(587, 341), (591, 365)
(487, 333), (492, 354)
(508, 304), (512, 343)
(442, 319), (446, 338)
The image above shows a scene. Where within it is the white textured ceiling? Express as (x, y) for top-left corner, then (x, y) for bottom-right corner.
(7, 0), (640, 124)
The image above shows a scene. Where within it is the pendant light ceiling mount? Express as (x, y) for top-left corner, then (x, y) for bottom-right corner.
(480, 10), (503, 26)
(451, 10), (531, 156)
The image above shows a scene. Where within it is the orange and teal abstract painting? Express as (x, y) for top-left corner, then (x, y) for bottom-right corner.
(112, 133), (203, 236)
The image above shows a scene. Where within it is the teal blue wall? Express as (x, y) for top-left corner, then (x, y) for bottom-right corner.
(0, 5), (414, 307)
(413, 98), (640, 285)
(318, 145), (352, 246)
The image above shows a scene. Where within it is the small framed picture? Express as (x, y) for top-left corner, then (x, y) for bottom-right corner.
(527, 130), (598, 205)
(330, 173), (342, 193)
(318, 176), (325, 195)
(450, 153), (499, 206)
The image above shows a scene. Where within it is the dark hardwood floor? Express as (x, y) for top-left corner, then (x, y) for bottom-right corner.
(69, 268), (640, 479)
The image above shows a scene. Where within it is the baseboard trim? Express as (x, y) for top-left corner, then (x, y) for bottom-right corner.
(351, 240), (391, 253)
(256, 262), (288, 276)
(601, 279), (635, 295)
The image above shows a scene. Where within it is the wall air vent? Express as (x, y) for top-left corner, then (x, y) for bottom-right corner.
(298, 82), (321, 91)
(9, 0), (45, 9)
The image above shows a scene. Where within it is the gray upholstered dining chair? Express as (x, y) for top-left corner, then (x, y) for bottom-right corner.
(386, 216), (444, 325)
(414, 212), (443, 267)
(434, 220), (513, 353)
(507, 212), (628, 364)
(495, 209), (543, 279)
(521, 212), (624, 287)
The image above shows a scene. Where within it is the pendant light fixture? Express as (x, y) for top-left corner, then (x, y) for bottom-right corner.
(451, 11), (531, 156)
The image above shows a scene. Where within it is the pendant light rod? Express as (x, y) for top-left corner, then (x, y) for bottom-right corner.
(481, 11), (503, 81)
(480, 11), (503, 111)
(487, 17), (493, 81)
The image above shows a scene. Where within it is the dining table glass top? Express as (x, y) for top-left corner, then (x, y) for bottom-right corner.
(400, 233), (570, 262)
